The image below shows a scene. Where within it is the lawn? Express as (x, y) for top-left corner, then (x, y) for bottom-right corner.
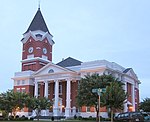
(0, 120), (102, 122)
(0, 121), (97, 122)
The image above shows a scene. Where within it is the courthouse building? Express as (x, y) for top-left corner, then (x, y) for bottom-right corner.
(12, 8), (140, 118)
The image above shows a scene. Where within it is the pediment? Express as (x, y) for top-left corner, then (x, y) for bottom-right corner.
(124, 68), (138, 80)
(34, 62), (75, 76)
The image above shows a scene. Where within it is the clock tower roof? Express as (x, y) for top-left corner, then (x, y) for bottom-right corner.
(25, 8), (51, 34)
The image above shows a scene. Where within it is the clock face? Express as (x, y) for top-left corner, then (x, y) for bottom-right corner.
(28, 47), (33, 53)
(43, 48), (47, 54)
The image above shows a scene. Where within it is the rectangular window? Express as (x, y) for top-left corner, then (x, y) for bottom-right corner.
(17, 80), (20, 85)
(59, 83), (62, 95)
(42, 55), (48, 60)
(27, 54), (34, 59)
(38, 84), (40, 96)
(16, 88), (20, 92)
(86, 106), (90, 112)
(78, 107), (81, 112)
(22, 88), (26, 93)
(48, 83), (50, 95)
(135, 89), (137, 99)
(22, 80), (25, 85)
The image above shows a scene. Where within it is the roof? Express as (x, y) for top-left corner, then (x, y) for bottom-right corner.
(56, 57), (82, 67)
(25, 8), (51, 34)
(123, 68), (132, 73)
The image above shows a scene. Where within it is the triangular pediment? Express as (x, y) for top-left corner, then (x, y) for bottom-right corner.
(123, 68), (138, 80)
(34, 62), (75, 76)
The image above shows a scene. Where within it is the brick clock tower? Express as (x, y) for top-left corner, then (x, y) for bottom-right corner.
(21, 8), (54, 71)
(13, 7), (54, 97)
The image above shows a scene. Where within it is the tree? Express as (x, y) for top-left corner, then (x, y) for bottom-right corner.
(140, 98), (150, 112)
(26, 97), (52, 121)
(0, 91), (12, 117)
(76, 73), (113, 122)
(0, 90), (30, 119)
(101, 81), (127, 122)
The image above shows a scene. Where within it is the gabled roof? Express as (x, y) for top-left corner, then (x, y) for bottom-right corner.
(57, 57), (82, 67)
(123, 68), (132, 73)
(25, 8), (51, 34)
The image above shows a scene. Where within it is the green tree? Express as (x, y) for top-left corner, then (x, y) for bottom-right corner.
(76, 73), (113, 122)
(101, 81), (127, 122)
(0, 91), (12, 118)
(26, 97), (52, 121)
(0, 90), (30, 119)
(140, 98), (150, 112)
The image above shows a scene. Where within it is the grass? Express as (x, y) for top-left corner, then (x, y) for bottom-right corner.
(0, 121), (96, 122)
(0, 120), (95, 122)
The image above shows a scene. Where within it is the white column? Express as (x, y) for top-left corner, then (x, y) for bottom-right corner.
(65, 78), (71, 117)
(34, 81), (38, 98)
(132, 83), (135, 111)
(53, 80), (59, 116)
(44, 80), (48, 98)
(43, 80), (50, 116)
(123, 81), (128, 112)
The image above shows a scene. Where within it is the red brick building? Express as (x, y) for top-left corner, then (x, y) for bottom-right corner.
(12, 8), (140, 118)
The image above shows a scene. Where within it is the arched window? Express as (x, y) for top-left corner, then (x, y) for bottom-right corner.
(48, 69), (54, 73)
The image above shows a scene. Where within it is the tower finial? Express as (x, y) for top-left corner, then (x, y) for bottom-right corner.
(38, 0), (41, 10)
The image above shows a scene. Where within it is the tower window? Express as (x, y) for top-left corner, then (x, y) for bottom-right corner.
(27, 54), (34, 59)
(42, 55), (48, 59)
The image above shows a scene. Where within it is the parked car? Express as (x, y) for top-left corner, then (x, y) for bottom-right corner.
(114, 111), (150, 122)
(144, 116), (150, 122)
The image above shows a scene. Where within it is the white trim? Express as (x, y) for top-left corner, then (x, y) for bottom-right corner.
(21, 57), (51, 63)
(22, 30), (54, 45)
(39, 62), (47, 66)
(23, 62), (36, 66)
(36, 47), (41, 49)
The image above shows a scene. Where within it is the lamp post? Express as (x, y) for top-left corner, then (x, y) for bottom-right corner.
(92, 88), (106, 122)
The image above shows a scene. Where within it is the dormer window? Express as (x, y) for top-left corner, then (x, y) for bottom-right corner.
(35, 34), (42, 38)
(35, 34), (43, 40)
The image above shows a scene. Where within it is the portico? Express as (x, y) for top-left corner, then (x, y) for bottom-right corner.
(33, 63), (79, 117)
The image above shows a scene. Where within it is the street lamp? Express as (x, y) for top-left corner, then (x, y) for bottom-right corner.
(92, 88), (106, 122)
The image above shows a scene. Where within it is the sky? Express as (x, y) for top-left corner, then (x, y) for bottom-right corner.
(0, 0), (150, 101)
